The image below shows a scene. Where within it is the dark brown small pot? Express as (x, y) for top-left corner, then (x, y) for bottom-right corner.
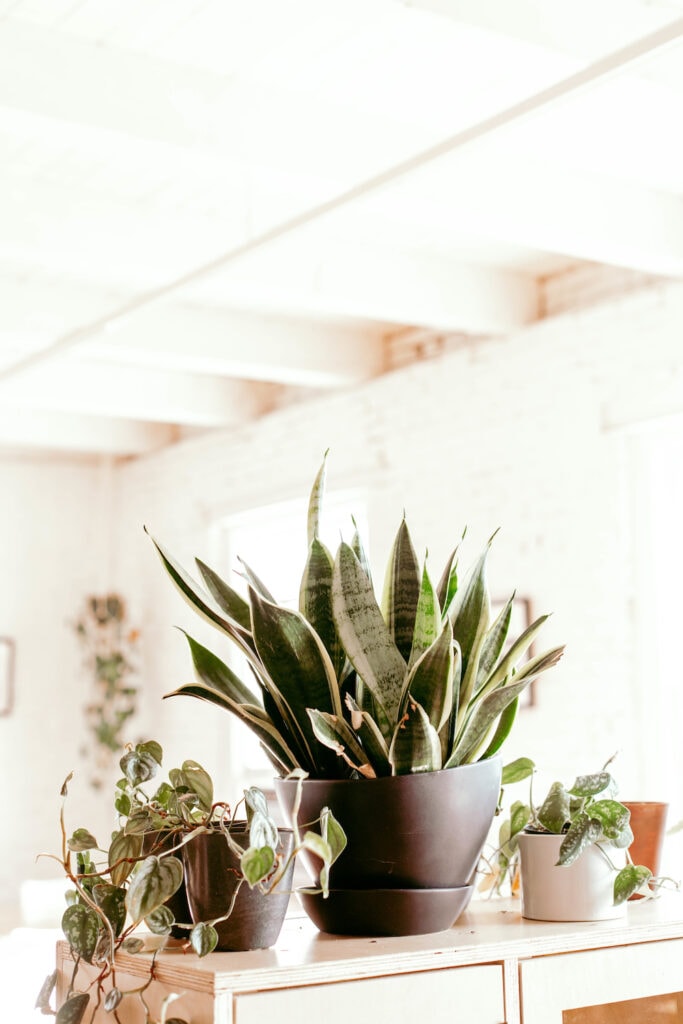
(274, 757), (501, 892)
(181, 824), (295, 951)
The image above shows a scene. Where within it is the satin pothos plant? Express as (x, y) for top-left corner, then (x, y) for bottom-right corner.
(38, 742), (344, 1024)
(148, 455), (565, 779)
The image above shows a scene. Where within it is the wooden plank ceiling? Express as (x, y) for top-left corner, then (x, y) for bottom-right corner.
(0, 0), (682, 455)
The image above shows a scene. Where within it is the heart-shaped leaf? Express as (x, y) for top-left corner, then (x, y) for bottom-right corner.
(61, 905), (100, 963)
(190, 922), (218, 957)
(125, 856), (183, 925)
(56, 992), (89, 1024)
(68, 829), (98, 852)
(145, 904), (175, 935)
(241, 845), (275, 887)
(108, 830), (143, 887)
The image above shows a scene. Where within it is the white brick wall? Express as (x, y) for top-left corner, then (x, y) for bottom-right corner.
(115, 279), (683, 833)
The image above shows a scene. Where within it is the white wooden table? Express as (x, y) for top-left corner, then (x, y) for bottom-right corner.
(56, 896), (683, 1024)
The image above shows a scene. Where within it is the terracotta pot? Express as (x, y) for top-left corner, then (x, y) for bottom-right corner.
(623, 802), (668, 876)
(274, 757), (502, 892)
(181, 824), (295, 951)
(517, 832), (627, 922)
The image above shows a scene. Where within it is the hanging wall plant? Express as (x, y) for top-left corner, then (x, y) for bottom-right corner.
(73, 593), (140, 789)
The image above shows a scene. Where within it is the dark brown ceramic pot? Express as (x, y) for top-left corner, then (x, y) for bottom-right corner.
(181, 824), (295, 951)
(274, 756), (502, 893)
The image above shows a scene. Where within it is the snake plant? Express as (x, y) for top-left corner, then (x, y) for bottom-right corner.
(148, 457), (564, 778)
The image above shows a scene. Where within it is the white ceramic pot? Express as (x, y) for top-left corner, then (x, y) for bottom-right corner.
(517, 832), (627, 922)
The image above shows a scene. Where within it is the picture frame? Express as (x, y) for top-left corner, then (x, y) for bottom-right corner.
(491, 596), (536, 708)
(0, 637), (15, 716)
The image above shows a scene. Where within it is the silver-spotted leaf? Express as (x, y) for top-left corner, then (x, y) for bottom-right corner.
(67, 829), (98, 852)
(190, 922), (218, 957)
(61, 905), (100, 963)
(55, 992), (89, 1024)
(125, 855), (183, 924)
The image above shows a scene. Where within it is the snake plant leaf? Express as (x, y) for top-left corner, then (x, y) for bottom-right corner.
(451, 542), (492, 722)
(345, 694), (392, 777)
(478, 614), (553, 696)
(558, 813), (603, 866)
(569, 772), (612, 798)
(125, 855), (184, 926)
(351, 516), (373, 584)
(450, 540), (491, 665)
(249, 587), (342, 771)
(614, 864), (652, 904)
(300, 538), (345, 679)
(182, 631), (260, 707)
(401, 618), (454, 733)
(307, 452), (328, 546)
(436, 541), (461, 618)
(237, 557), (276, 603)
(195, 558), (252, 632)
(507, 645), (565, 687)
(108, 830), (143, 887)
(537, 781), (572, 833)
(479, 696), (519, 761)
(409, 559), (441, 668)
(446, 677), (529, 767)
(146, 530), (253, 651)
(308, 709), (375, 777)
(381, 518), (421, 662)
(389, 698), (442, 775)
(332, 542), (406, 731)
(56, 992), (90, 1024)
(166, 681), (302, 772)
(475, 594), (513, 693)
(61, 904), (100, 963)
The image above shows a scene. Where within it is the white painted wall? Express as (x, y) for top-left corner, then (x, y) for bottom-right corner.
(0, 455), (120, 916)
(2, 276), (683, 922)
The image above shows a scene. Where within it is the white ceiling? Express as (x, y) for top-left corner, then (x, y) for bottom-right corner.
(1, 0), (682, 457)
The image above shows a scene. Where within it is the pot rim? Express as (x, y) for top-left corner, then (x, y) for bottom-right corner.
(274, 754), (502, 788)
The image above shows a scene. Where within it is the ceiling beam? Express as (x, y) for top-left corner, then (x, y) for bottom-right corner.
(1, 358), (274, 427)
(0, 13), (681, 386)
(0, 270), (387, 387)
(0, 408), (175, 456)
(345, 157), (683, 278)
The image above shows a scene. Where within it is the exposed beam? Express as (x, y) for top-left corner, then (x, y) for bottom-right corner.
(1, 13), (681, 385)
(343, 158), (683, 278)
(0, 408), (175, 456)
(1, 358), (274, 427)
(0, 270), (387, 387)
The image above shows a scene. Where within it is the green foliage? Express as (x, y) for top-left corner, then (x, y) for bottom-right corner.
(150, 456), (564, 778)
(73, 593), (140, 789)
(43, 739), (347, 1023)
(483, 759), (670, 905)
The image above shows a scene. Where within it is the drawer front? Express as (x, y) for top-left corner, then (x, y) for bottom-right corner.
(520, 938), (683, 1024)
(234, 965), (505, 1024)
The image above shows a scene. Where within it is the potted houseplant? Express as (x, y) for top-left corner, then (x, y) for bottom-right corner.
(148, 455), (565, 935)
(39, 741), (345, 1024)
(488, 757), (669, 921)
